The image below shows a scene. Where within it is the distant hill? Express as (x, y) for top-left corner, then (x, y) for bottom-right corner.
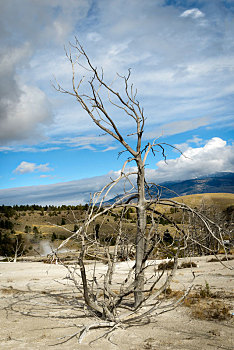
(154, 172), (234, 198)
(169, 193), (234, 212)
(105, 172), (234, 204)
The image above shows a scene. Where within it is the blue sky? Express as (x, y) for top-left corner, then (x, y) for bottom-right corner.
(0, 0), (234, 205)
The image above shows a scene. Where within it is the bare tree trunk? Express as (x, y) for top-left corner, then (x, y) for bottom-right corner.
(135, 158), (146, 307)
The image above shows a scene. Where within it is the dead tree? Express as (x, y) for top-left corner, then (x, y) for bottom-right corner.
(52, 39), (230, 343)
(54, 38), (161, 307)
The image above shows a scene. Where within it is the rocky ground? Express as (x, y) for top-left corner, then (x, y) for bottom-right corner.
(0, 256), (233, 350)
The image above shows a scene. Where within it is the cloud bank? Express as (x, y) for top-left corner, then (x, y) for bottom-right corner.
(0, 0), (234, 148)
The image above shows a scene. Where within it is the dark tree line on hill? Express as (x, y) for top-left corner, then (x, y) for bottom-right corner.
(0, 204), (89, 217)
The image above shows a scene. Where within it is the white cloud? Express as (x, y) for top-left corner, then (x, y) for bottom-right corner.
(144, 116), (211, 139)
(147, 137), (234, 183)
(174, 135), (203, 152)
(0, 147), (12, 152)
(0, 84), (52, 144)
(0, 146), (60, 153)
(187, 136), (203, 145)
(180, 8), (205, 19)
(0, 43), (52, 145)
(39, 174), (55, 179)
(13, 161), (53, 174)
(56, 134), (116, 151)
(87, 32), (102, 42)
(0, 42), (32, 74)
(101, 146), (118, 152)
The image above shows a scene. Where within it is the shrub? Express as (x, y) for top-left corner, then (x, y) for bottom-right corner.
(51, 232), (57, 241)
(33, 226), (39, 235)
(192, 300), (231, 321)
(158, 260), (175, 270)
(74, 224), (79, 232)
(61, 218), (66, 225)
(199, 281), (210, 298)
(24, 225), (31, 233)
(182, 281), (231, 321)
(59, 235), (66, 240)
(208, 256), (234, 262)
(179, 261), (197, 269)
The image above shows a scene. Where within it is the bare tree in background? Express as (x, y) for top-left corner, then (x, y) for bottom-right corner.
(53, 39), (230, 343)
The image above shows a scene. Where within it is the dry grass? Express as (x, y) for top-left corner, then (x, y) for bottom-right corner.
(157, 260), (198, 270)
(165, 282), (232, 321)
(157, 261), (175, 270)
(179, 261), (198, 268)
(208, 256), (234, 262)
(191, 300), (231, 321)
(0, 288), (16, 295)
(0, 287), (23, 295)
(171, 193), (234, 211)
